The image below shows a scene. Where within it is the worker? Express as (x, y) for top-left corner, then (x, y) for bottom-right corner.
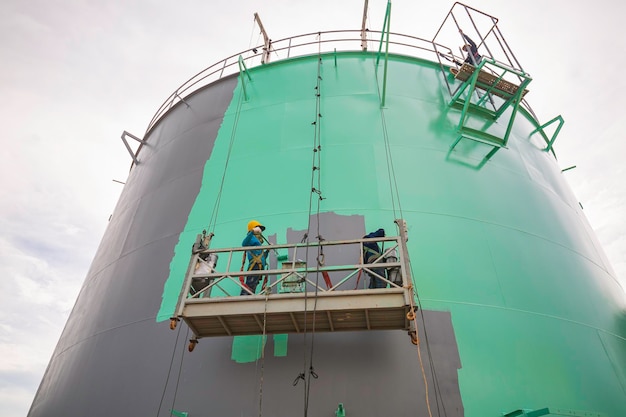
(240, 220), (269, 295)
(363, 228), (387, 289)
(460, 29), (482, 66)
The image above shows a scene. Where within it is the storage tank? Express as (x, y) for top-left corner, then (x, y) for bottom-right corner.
(28, 3), (626, 417)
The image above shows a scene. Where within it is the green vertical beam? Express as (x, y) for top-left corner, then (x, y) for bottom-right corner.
(238, 55), (252, 101)
(500, 77), (532, 146)
(375, 1), (391, 67)
(456, 64), (482, 132)
(375, 1), (392, 107)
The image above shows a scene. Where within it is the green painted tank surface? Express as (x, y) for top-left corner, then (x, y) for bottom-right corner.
(159, 51), (626, 416)
(27, 16), (626, 417)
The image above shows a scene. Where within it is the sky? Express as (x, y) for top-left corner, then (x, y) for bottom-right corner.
(1, 1), (624, 416)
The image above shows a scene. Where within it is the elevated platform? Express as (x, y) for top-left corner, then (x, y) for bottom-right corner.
(171, 219), (417, 343)
(446, 59), (532, 164)
(451, 63), (528, 100)
(183, 288), (411, 337)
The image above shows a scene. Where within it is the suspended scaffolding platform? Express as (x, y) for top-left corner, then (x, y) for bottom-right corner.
(171, 220), (417, 342)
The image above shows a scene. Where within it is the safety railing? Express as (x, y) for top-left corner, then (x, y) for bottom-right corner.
(176, 234), (411, 310)
(133, 6), (546, 167)
(143, 30), (442, 138)
(170, 223), (418, 341)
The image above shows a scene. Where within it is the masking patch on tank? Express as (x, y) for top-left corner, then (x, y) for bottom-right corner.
(231, 335), (267, 364)
(273, 334), (288, 357)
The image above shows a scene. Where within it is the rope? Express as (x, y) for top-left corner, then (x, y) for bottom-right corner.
(413, 321), (433, 417)
(248, 16), (259, 55)
(205, 74), (246, 234)
(414, 282), (448, 417)
(408, 260), (446, 417)
(380, 107), (404, 220)
(300, 35), (325, 417)
(257, 289), (271, 417)
(404, 280), (435, 417)
(370, 47), (403, 221)
(371, 49), (435, 415)
(371, 50), (439, 414)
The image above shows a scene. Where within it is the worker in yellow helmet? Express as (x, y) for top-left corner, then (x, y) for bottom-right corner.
(240, 220), (269, 295)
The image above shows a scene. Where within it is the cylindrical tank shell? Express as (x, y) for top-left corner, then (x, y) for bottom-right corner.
(28, 51), (626, 417)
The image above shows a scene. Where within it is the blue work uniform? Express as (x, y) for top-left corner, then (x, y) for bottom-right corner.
(240, 231), (268, 295)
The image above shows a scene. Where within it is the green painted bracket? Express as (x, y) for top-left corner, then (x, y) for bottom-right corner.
(450, 58), (532, 161)
(503, 407), (606, 417)
(530, 115), (564, 153)
(335, 403), (346, 417)
(171, 409), (189, 417)
(238, 55), (252, 101)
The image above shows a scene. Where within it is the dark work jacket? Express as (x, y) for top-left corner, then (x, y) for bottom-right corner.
(363, 228), (385, 261)
(463, 34), (482, 65)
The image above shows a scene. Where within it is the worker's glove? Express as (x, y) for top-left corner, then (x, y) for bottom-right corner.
(253, 226), (262, 234)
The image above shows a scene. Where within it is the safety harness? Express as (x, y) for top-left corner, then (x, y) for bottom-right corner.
(239, 249), (268, 293)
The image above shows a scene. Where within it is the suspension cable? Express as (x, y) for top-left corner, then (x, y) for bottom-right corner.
(368, 29), (404, 221)
(412, 263), (448, 417)
(299, 34), (325, 417)
(257, 289), (271, 417)
(206, 77), (246, 234)
(380, 108), (404, 220)
(170, 327), (190, 416)
(156, 323), (184, 417)
(371, 45), (441, 415)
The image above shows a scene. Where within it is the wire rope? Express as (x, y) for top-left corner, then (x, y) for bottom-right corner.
(371, 52), (403, 221)
(299, 34), (325, 417)
(370, 32), (441, 416)
(155, 323), (184, 417)
(205, 78), (246, 234)
(248, 16), (258, 53)
(170, 327), (190, 416)
(256, 290), (271, 417)
(411, 263), (448, 417)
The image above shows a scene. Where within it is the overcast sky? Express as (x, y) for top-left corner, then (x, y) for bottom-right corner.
(1, 1), (624, 416)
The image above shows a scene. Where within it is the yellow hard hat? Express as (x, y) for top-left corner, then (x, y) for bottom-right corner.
(247, 220), (266, 232)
